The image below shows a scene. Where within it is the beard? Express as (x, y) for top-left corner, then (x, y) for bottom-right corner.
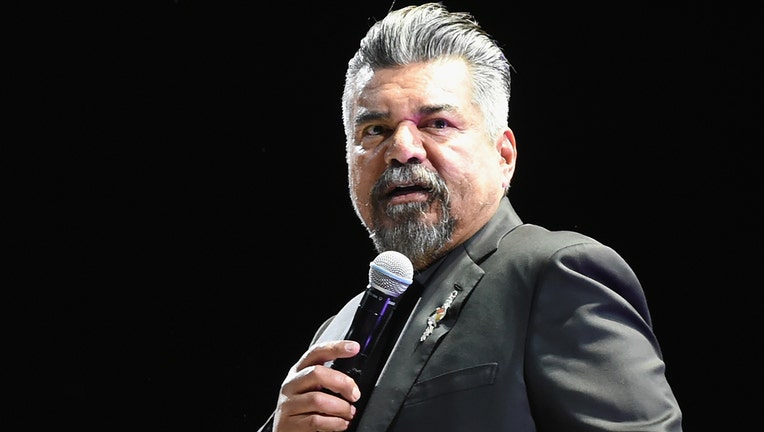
(368, 164), (455, 269)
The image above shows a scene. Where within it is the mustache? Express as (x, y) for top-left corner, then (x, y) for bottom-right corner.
(370, 164), (447, 203)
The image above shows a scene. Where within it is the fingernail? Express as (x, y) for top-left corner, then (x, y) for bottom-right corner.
(344, 342), (355, 352)
(352, 386), (360, 401)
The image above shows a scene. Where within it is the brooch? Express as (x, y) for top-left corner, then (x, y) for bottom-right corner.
(420, 289), (459, 342)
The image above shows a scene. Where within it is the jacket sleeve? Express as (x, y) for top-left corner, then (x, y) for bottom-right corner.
(526, 241), (683, 431)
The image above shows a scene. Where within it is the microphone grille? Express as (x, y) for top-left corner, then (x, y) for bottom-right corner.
(369, 251), (414, 297)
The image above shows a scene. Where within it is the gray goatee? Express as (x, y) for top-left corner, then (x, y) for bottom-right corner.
(368, 164), (454, 269)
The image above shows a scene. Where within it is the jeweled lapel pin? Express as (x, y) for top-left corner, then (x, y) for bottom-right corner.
(420, 289), (459, 342)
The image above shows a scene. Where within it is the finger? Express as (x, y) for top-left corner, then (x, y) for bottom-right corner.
(297, 340), (360, 370)
(284, 390), (358, 421)
(276, 389), (357, 431)
(293, 413), (352, 432)
(285, 364), (361, 403)
(278, 410), (352, 432)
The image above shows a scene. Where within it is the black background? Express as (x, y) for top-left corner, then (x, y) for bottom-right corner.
(10, 1), (762, 431)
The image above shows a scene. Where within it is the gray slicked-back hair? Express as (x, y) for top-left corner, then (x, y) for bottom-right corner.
(342, 2), (512, 145)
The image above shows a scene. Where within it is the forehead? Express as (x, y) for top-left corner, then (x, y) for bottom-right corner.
(357, 59), (473, 110)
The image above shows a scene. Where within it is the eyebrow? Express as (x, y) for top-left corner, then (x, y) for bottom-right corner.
(354, 104), (458, 127)
(355, 110), (388, 127)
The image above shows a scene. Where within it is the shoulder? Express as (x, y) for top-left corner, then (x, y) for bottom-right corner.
(495, 224), (642, 299)
(501, 224), (651, 321)
(499, 223), (607, 259)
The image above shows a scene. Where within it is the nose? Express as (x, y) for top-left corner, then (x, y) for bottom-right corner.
(384, 122), (426, 165)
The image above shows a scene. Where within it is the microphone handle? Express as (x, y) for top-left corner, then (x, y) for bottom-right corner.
(330, 287), (399, 380)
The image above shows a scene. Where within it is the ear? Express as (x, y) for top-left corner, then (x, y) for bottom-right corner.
(497, 128), (517, 189)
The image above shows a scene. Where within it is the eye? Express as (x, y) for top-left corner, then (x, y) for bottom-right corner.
(364, 124), (387, 136)
(422, 118), (450, 130)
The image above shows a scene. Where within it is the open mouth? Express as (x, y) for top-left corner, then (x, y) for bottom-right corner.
(388, 184), (430, 197)
(384, 183), (431, 205)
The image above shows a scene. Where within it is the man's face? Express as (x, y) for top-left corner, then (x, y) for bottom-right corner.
(346, 58), (515, 267)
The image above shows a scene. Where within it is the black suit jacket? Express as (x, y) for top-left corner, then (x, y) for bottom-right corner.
(259, 197), (682, 431)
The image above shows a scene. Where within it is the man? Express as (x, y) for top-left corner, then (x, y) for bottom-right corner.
(259, 3), (682, 431)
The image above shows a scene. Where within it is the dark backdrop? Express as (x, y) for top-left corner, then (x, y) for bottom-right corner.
(10, 1), (761, 431)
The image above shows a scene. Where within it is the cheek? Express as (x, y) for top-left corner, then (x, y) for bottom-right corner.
(348, 163), (375, 202)
(348, 167), (376, 227)
(349, 150), (385, 185)
(440, 155), (500, 203)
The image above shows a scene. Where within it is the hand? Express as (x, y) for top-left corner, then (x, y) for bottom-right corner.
(272, 340), (362, 432)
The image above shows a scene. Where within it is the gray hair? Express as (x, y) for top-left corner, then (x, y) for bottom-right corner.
(342, 2), (512, 144)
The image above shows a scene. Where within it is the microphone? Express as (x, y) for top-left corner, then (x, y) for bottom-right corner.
(330, 250), (414, 382)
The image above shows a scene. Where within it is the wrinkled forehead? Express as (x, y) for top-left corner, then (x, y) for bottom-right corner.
(353, 59), (472, 107)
